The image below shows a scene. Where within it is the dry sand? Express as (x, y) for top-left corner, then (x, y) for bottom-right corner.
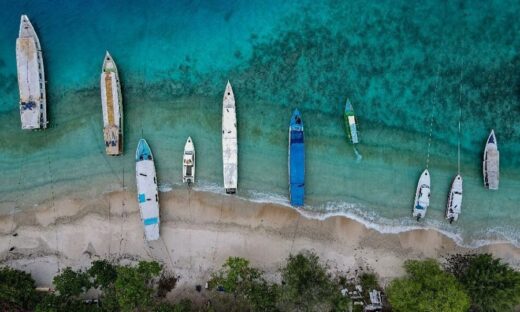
(1, 189), (519, 294)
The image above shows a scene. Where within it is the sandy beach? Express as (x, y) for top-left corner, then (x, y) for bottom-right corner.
(1, 189), (519, 297)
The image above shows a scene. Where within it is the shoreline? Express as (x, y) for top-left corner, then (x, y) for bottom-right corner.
(1, 189), (519, 289)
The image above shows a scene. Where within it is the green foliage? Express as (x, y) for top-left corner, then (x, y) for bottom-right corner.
(0, 266), (39, 310)
(114, 261), (162, 312)
(35, 294), (101, 312)
(446, 253), (520, 312)
(53, 267), (91, 298)
(279, 251), (349, 311)
(387, 259), (470, 312)
(153, 299), (192, 312)
(88, 260), (117, 289)
(210, 257), (278, 311)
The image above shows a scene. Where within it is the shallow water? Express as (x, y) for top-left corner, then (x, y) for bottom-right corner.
(0, 0), (519, 246)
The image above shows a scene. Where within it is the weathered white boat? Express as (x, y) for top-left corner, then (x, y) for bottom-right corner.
(412, 169), (430, 221)
(183, 137), (195, 184)
(483, 130), (499, 190)
(16, 15), (47, 130)
(222, 81), (237, 194)
(100, 51), (123, 155)
(446, 174), (463, 223)
(135, 139), (160, 241)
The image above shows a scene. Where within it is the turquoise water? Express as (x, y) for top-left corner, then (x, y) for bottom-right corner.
(1, 0), (519, 247)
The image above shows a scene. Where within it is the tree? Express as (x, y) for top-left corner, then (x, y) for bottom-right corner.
(209, 257), (278, 311)
(0, 266), (39, 310)
(88, 260), (117, 289)
(387, 259), (470, 312)
(445, 253), (520, 312)
(53, 267), (91, 298)
(279, 251), (349, 311)
(114, 261), (162, 312)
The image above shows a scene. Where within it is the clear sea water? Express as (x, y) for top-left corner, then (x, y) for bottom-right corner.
(1, 0), (519, 247)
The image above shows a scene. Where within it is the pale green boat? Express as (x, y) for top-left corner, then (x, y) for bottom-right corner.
(344, 99), (359, 144)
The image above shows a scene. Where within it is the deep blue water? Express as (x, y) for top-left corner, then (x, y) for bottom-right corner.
(0, 0), (519, 247)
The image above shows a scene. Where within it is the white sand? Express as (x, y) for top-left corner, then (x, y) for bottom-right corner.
(1, 189), (519, 294)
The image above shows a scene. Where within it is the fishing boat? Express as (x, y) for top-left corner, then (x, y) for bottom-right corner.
(344, 99), (359, 144)
(412, 169), (430, 221)
(222, 81), (238, 194)
(483, 130), (499, 190)
(135, 139), (160, 241)
(16, 15), (47, 130)
(446, 175), (463, 223)
(289, 109), (305, 207)
(100, 51), (123, 155)
(183, 137), (195, 184)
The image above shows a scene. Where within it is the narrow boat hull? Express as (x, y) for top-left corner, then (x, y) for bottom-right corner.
(344, 99), (359, 144)
(16, 15), (47, 130)
(222, 82), (238, 194)
(135, 139), (160, 241)
(183, 137), (195, 184)
(289, 109), (305, 207)
(483, 130), (499, 190)
(412, 169), (430, 221)
(446, 174), (463, 223)
(101, 52), (123, 155)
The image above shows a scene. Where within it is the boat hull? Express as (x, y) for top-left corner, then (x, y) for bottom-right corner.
(135, 139), (160, 241)
(183, 137), (195, 184)
(222, 82), (237, 194)
(483, 130), (499, 190)
(16, 15), (47, 130)
(344, 99), (359, 144)
(101, 52), (123, 155)
(289, 109), (305, 207)
(446, 174), (463, 223)
(412, 169), (430, 220)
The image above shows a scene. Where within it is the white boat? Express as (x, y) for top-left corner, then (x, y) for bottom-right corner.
(100, 51), (123, 155)
(183, 137), (195, 184)
(16, 15), (47, 130)
(222, 81), (238, 194)
(483, 130), (499, 190)
(135, 139), (160, 241)
(412, 169), (430, 221)
(446, 174), (463, 223)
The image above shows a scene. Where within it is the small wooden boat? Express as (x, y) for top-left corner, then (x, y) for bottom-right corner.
(344, 99), (359, 144)
(483, 130), (499, 190)
(135, 139), (160, 241)
(446, 174), (463, 223)
(289, 109), (305, 207)
(183, 137), (195, 184)
(222, 81), (238, 194)
(412, 169), (430, 221)
(16, 15), (47, 130)
(100, 51), (123, 155)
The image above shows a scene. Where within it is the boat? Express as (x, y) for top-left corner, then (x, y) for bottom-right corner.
(183, 137), (195, 184)
(412, 169), (430, 221)
(289, 109), (305, 207)
(446, 174), (463, 223)
(135, 139), (160, 241)
(16, 15), (47, 130)
(100, 51), (123, 155)
(222, 81), (238, 194)
(344, 99), (359, 144)
(483, 130), (499, 190)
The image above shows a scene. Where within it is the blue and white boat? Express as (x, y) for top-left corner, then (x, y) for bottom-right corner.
(412, 169), (430, 221)
(135, 139), (160, 241)
(289, 109), (305, 207)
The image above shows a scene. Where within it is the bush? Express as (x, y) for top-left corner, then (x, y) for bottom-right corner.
(0, 266), (39, 310)
(446, 253), (520, 311)
(53, 267), (91, 298)
(114, 261), (162, 312)
(387, 259), (470, 312)
(88, 260), (117, 289)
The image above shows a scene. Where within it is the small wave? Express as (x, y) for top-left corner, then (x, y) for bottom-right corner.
(353, 146), (362, 162)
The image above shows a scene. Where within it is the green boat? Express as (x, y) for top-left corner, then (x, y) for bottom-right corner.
(344, 99), (359, 144)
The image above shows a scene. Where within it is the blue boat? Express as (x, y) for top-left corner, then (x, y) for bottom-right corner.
(289, 109), (305, 207)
